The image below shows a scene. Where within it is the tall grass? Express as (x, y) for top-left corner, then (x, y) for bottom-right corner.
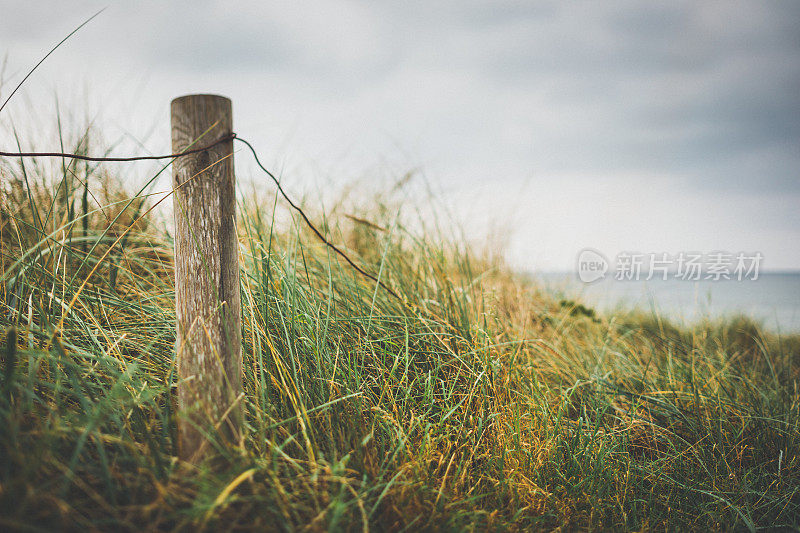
(0, 124), (798, 531)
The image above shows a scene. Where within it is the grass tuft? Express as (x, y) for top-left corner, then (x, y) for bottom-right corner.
(1, 126), (798, 531)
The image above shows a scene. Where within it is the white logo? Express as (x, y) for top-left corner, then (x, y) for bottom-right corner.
(574, 250), (762, 282)
(577, 248), (608, 283)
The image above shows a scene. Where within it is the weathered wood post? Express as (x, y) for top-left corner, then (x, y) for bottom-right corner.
(171, 94), (242, 462)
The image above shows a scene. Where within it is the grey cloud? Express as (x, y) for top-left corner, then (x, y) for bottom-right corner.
(133, 1), (400, 85)
(2, 0), (799, 268)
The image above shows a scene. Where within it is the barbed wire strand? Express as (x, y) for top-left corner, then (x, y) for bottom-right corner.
(0, 133), (403, 302)
(0, 133), (235, 162)
(232, 136), (402, 301)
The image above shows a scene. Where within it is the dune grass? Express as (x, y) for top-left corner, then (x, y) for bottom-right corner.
(1, 128), (799, 532)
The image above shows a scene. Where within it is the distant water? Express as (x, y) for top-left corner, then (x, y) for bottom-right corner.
(537, 272), (800, 334)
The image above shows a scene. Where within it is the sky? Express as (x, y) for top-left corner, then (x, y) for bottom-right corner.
(1, 0), (799, 271)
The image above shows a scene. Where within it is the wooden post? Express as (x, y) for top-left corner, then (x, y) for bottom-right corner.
(171, 94), (241, 461)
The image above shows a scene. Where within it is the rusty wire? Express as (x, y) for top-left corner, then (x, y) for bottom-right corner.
(0, 133), (403, 302)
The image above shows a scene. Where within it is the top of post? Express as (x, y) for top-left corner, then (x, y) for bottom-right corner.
(171, 94), (231, 106)
(170, 94), (233, 162)
(170, 95), (232, 119)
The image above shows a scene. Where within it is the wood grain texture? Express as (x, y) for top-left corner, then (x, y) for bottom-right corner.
(171, 94), (241, 462)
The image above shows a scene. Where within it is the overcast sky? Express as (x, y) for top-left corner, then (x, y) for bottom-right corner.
(2, 1), (799, 271)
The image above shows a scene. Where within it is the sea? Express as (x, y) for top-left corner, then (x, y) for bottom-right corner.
(536, 272), (800, 334)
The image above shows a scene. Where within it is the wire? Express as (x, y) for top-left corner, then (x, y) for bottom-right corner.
(0, 133), (236, 162)
(234, 136), (402, 302)
(0, 132), (403, 302)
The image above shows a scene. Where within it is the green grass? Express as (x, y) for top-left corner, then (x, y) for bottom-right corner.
(1, 127), (799, 531)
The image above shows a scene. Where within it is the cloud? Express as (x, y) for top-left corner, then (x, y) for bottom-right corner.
(1, 0), (798, 268)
